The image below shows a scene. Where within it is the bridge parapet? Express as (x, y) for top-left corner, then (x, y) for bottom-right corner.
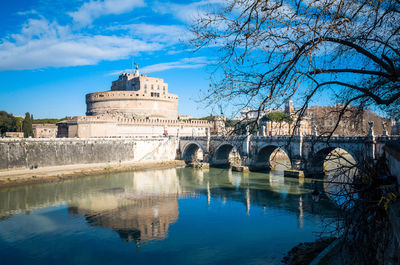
(178, 134), (400, 177)
(376, 135), (400, 142)
(180, 136), (208, 141)
(252, 135), (300, 142)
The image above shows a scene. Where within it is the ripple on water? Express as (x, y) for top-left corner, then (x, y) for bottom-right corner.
(0, 167), (338, 265)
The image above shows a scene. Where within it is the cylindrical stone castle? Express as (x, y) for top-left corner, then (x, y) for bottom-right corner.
(86, 69), (178, 119)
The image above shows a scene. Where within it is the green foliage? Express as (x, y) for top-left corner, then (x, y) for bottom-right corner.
(0, 111), (20, 135)
(225, 118), (236, 127)
(190, 115), (214, 121)
(262, 112), (293, 123)
(223, 118), (258, 135)
(22, 112), (33, 138)
(15, 117), (24, 131)
(232, 121), (258, 135)
(33, 118), (66, 124)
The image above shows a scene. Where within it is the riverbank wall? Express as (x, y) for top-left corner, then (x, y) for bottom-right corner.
(0, 137), (178, 170)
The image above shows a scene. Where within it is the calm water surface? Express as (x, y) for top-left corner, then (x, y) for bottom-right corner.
(0, 167), (337, 265)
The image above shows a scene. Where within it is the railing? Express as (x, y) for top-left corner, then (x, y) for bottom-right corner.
(0, 136), (174, 143)
(181, 135), (400, 143)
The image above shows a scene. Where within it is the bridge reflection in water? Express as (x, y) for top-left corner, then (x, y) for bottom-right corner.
(0, 166), (339, 247)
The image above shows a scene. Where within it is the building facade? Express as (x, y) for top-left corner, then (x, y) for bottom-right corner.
(4, 132), (24, 138)
(86, 70), (178, 120)
(33, 124), (58, 138)
(305, 105), (392, 136)
(235, 101), (392, 137)
(57, 116), (212, 138)
(391, 119), (400, 136)
(58, 68), (214, 138)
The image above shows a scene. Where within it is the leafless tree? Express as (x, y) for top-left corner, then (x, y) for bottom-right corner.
(190, 0), (400, 264)
(190, 0), (399, 121)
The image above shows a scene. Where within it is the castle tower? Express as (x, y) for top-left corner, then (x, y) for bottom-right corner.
(86, 72), (179, 119)
(285, 100), (294, 114)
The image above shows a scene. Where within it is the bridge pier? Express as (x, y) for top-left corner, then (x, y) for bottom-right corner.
(291, 158), (305, 171)
(178, 134), (398, 177)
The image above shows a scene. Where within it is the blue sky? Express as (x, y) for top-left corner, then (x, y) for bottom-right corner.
(0, 0), (226, 118)
(0, 0), (346, 120)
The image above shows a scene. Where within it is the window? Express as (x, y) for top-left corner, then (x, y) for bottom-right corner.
(144, 84), (147, 89)
(151, 84), (154, 89)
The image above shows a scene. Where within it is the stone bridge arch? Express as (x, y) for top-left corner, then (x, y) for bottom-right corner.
(307, 145), (359, 177)
(250, 144), (292, 171)
(211, 142), (242, 167)
(182, 142), (204, 162)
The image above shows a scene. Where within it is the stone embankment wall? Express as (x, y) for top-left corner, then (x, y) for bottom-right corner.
(0, 137), (178, 170)
(384, 143), (400, 186)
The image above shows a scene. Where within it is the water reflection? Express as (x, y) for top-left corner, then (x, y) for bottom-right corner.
(68, 169), (181, 244)
(0, 167), (338, 246)
(323, 150), (357, 206)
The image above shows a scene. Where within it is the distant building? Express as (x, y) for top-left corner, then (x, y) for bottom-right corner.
(261, 117), (312, 136)
(87, 68), (178, 120)
(234, 101), (312, 136)
(5, 132), (24, 138)
(232, 107), (270, 121)
(33, 124), (58, 138)
(210, 116), (227, 136)
(284, 100), (294, 114)
(234, 101), (391, 137)
(391, 119), (400, 135)
(305, 105), (392, 136)
(58, 66), (215, 138)
(178, 115), (191, 120)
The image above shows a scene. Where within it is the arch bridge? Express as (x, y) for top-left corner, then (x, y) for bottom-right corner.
(178, 134), (399, 177)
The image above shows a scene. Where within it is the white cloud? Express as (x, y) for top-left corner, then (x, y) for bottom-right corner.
(0, 1), (214, 71)
(0, 18), (162, 71)
(110, 57), (210, 75)
(16, 9), (39, 16)
(153, 0), (225, 24)
(108, 23), (192, 44)
(69, 0), (146, 26)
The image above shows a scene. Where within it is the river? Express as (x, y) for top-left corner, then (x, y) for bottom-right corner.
(0, 166), (338, 265)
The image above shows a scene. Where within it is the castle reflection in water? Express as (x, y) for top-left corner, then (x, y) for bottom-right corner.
(0, 167), (338, 245)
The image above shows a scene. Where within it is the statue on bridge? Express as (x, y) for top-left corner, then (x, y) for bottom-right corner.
(382, 121), (388, 136)
(368, 121), (374, 137)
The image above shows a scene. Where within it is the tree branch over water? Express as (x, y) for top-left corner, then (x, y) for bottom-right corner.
(189, 0), (400, 263)
(190, 0), (400, 118)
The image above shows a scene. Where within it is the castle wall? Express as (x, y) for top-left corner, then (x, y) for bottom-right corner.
(0, 138), (178, 170)
(57, 117), (213, 138)
(116, 124), (208, 137)
(33, 124), (58, 138)
(76, 122), (117, 138)
(384, 144), (400, 186)
(86, 91), (178, 119)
